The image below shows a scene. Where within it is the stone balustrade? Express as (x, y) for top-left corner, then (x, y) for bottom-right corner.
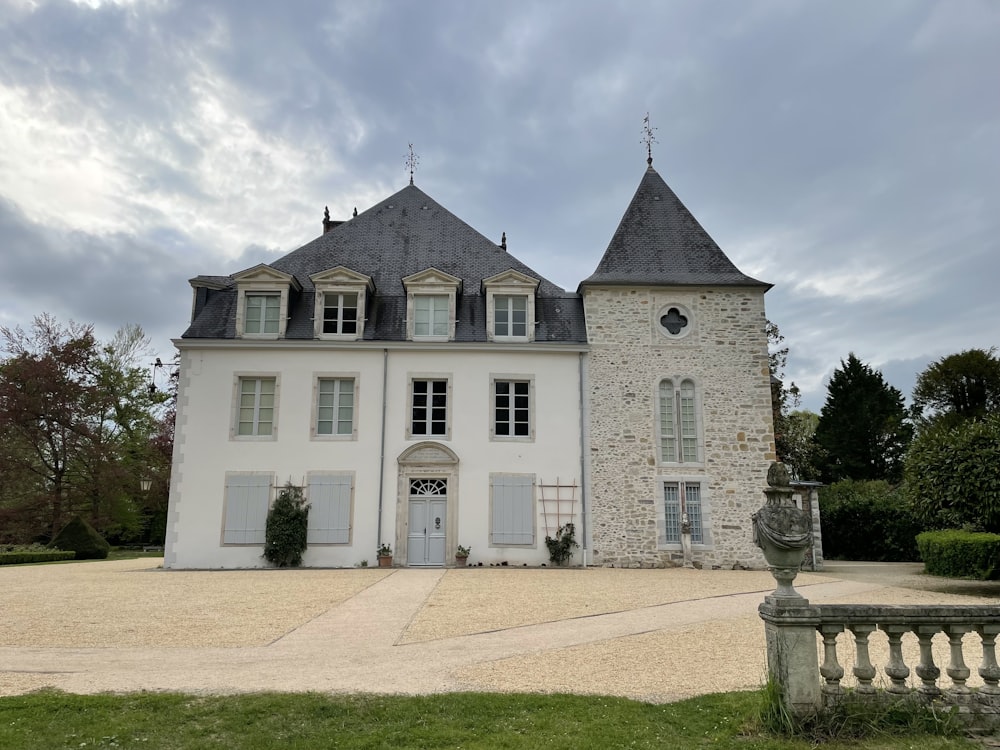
(753, 463), (1000, 729)
(760, 600), (1000, 727)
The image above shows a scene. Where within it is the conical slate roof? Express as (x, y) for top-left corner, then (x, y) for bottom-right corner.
(581, 165), (770, 289)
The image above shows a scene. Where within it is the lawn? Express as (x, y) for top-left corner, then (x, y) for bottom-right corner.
(0, 690), (977, 750)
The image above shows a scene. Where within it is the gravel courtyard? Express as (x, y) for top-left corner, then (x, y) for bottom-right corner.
(1, 558), (993, 701)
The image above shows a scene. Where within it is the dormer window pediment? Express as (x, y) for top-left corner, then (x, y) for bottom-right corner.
(310, 266), (375, 340)
(484, 268), (539, 343)
(234, 264), (300, 339)
(403, 267), (462, 341)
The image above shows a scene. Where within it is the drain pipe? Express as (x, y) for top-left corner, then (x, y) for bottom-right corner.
(578, 351), (589, 568)
(376, 348), (388, 546)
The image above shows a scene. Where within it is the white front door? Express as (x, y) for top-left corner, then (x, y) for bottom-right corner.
(406, 478), (447, 566)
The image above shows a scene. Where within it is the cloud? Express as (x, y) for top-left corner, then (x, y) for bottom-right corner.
(0, 0), (996, 413)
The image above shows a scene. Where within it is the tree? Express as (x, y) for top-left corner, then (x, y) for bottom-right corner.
(781, 410), (824, 482)
(815, 353), (912, 483)
(0, 315), (166, 542)
(766, 320), (801, 467)
(912, 348), (1000, 428)
(905, 414), (1000, 533)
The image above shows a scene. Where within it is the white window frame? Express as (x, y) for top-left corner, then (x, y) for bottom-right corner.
(657, 378), (702, 464)
(490, 375), (534, 442)
(221, 472), (272, 545)
(413, 294), (450, 338)
(311, 374), (358, 440)
(489, 473), (536, 546)
(231, 373), (280, 441)
(321, 292), (360, 335)
(233, 264), (299, 339)
(306, 472), (354, 545)
(660, 479), (712, 548)
(310, 267), (374, 340)
(483, 270), (539, 343)
(493, 294), (529, 339)
(244, 293), (281, 335)
(402, 268), (461, 342)
(407, 375), (451, 440)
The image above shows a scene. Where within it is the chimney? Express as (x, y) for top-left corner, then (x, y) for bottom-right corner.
(322, 206), (344, 234)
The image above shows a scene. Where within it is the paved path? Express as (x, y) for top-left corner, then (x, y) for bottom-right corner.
(1, 569), (886, 700)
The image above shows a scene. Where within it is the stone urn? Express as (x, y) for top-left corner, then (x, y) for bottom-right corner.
(752, 462), (812, 602)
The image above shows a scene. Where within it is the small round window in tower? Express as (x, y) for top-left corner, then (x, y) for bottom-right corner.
(657, 304), (693, 339)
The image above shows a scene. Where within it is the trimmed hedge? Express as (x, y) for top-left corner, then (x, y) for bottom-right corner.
(916, 529), (1000, 580)
(0, 550), (76, 565)
(818, 480), (923, 561)
(48, 515), (110, 560)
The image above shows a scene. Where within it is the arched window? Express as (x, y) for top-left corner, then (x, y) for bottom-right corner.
(659, 378), (700, 463)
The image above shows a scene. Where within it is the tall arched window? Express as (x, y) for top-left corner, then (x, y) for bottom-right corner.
(659, 378), (700, 463)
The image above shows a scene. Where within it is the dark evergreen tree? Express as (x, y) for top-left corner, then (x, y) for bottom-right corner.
(815, 353), (912, 483)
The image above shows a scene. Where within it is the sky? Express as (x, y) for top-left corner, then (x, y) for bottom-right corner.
(1, 0), (997, 411)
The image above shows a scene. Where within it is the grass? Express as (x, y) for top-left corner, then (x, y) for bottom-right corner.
(0, 690), (979, 750)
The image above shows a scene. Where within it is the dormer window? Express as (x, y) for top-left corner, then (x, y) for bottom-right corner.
(403, 268), (462, 342)
(414, 294), (449, 337)
(245, 294), (280, 334)
(323, 292), (358, 335)
(494, 294), (527, 338)
(233, 265), (300, 339)
(310, 267), (374, 340)
(483, 270), (539, 343)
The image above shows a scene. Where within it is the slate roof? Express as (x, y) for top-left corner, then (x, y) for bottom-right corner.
(183, 183), (587, 343)
(580, 165), (770, 289)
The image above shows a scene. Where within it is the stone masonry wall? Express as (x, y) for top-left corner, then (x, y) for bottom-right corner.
(584, 286), (775, 568)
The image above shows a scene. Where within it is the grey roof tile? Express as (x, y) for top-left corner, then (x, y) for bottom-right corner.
(182, 182), (587, 342)
(580, 165), (770, 289)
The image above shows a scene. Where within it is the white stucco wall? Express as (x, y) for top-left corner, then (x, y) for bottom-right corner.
(164, 341), (585, 569)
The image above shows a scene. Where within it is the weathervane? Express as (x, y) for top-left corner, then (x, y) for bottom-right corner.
(641, 112), (658, 166)
(405, 143), (420, 185)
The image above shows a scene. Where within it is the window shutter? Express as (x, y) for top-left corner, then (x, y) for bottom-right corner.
(223, 474), (270, 544)
(307, 475), (352, 544)
(491, 475), (534, 544)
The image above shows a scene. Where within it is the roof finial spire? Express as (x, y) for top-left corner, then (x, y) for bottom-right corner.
(405, 143), (420, 185)
(641, 112), (658, 167)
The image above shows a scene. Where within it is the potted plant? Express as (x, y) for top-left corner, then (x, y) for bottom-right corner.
(377, 543), (393, 568)
(455, 544), (471, 566)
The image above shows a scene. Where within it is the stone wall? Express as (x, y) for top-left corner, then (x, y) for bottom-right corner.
(584, 285), (775, 568)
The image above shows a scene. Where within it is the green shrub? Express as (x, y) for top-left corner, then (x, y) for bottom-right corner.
(263, 483), (309, 567)
(48, 515), (110, 560)
(916, 529), (1000, 579)
(905, 414), (1000, 532)
(545, 523), (578, 566)
(818, 480), (923, 561)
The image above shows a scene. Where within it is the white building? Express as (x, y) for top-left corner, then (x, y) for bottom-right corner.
(164, 160), (776, 569)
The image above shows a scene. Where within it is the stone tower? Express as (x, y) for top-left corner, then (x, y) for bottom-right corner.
(580, 164), (776, 568)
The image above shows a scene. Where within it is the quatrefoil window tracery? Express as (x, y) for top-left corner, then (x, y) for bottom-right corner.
(660, 307), (689, 336)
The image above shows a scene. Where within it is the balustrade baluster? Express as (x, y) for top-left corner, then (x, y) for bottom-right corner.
(881, 624), (911, 694)
(849, 624), (877, 694)
(943, 625), (972, 694)
(818, 623), (845, 694)
(914, 625), (941, 695)
(977, 624), (1000, 696)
